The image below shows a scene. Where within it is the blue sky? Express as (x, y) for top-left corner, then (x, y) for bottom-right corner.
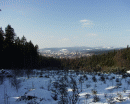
(0, 0), (130, 49)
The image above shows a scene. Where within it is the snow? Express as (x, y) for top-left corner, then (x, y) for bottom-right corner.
(127, 71), (130, 74)
(105, 86), (117, 90)
(1, 69), (130, 104)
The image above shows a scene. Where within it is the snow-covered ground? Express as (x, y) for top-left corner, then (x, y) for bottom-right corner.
(0, 69), (130, 104)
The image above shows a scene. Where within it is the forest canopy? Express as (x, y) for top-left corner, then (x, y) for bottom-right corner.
(0, 25), (61, 69)
(0, 24), (130, 73)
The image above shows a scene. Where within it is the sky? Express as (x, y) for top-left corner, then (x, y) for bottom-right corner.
(0, 0), (130, 49)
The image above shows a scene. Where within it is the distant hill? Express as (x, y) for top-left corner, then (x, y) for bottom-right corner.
(39, 46), (124, 54)
(60, 46), (130, 72)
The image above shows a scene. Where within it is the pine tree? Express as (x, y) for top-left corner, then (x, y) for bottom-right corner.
(0, 27), (4, 68)
(4, 25), (16, 68)
(0, 27), (4, 51)
(15, 37), (21, 45)
(5, 24), (16, 45)
(20, 35), (27, 45)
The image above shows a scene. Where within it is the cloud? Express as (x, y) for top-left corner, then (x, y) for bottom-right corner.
(61, 38), (70, 42)
(80, 19), (94, 28)
(58, 38), (70, 43)
(86, 33), (97, 36)
(126, 29), (130, 31)
(80, 19), (88, 23)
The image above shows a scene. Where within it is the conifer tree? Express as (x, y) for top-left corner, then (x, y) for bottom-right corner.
(4, 25), (16, 68)
(0, 27), (4, 68)
(0, 27), (4, 51)
(5, 24), (16, 45)
(20, 35), (27, 45)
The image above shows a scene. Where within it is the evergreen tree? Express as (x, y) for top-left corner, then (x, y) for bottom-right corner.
(5, 24), (16, 45)
(4, 25), (16, 68)
(0, 27), (4, 68)
(15, 37), (20, 45)
(0, 27), (4, 51)
(20, 35), (27, 45)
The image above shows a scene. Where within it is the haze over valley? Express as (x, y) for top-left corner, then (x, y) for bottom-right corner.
(39, 46), (124, 58)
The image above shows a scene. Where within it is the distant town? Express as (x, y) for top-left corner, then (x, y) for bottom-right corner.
(39, 46), (122, 58)
(40, 50), (93, 58)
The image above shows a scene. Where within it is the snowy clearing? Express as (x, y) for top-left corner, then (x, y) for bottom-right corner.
(0, 69), (130, 104)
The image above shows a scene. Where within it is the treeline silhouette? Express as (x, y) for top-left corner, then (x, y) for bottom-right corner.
(1, 25), (130, 72)
(0, 25), (61, 69)
(61, 46), (130, 73)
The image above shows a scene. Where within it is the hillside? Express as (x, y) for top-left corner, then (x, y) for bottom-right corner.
(39, 46), (123, 58)
(60, 46), (130, 72)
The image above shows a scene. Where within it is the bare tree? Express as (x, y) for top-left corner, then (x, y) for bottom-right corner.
(11, 76), (21, 92)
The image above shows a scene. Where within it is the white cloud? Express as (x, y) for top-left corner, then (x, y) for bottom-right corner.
(80, 19), (94, 28)
(59, 38), (70, 43)
(57, 38), (72, 47)
(80, 19), (88, 23)
(126, 29), (130, 31)
(86, 33), (97, 36)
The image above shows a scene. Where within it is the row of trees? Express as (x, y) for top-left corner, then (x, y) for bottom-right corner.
(1, 24), (129, 72)
(61, 46), (130, 72)
(0, 25), (61, 69)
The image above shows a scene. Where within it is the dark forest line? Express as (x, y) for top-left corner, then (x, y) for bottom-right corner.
(0, 25), (61, 69)
(1, 24), (130, 73)
(61, 46), (130, 73)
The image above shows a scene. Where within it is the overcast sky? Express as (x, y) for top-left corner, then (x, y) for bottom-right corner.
(0, 0), (130, 49)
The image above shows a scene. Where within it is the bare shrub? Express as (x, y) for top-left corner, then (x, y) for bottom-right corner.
(93, 95), (100, 102)
(11, 76), (21, 92)
(91, 89), (97, 95)
(86, 84), (91, 88)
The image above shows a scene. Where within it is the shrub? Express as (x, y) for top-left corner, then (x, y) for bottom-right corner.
(92, 76), (97, 82)
(85, 94), (91, 99)
(91, 89), (97, 95)
(93, 95), (100, 102)
(116, 78), (120, 82)
(83, 74), (88, 80)
(86, 84), (91, 88)
(100, 75), (105, 82)
(11, 76), (21, 92)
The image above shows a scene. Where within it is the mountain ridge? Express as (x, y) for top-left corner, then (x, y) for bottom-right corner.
(39, 46), (124, 53)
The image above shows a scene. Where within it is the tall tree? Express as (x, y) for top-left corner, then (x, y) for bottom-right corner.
(0, 27), (4, 50)
(4, 25), (16, 68)
(20, 35), (27, 45)
(0, 27), (4, 68)
(15, 37), (21, 45)
(5, 24), (16, 45)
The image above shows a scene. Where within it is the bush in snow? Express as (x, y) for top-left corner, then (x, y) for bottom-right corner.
(93, 95), (100, 102)
(86, 84), (91, 88)
(58, 76), (68, 104)
(47, 78), (52, 91)
(107, 95), (115, 104)
(11, 76), (21, 92)
(16, 95), (37, 102)
(123, 87), (126, 93)
(40, 85), (44, 89)
(0, 75), (4, 85)
(69, 76), (80, 104)
(104, 93), (108, 98)
(128, 93), (130, 98)
(4, 85), (9, 104)
(51, 81), (59, 101)
(91, 89), (97, 95)
(92, 76), (97, 82)
(83, 74), (88, 80)
(100, 75), (105, 82)
(51, 93), (58, 101)
(79, 76), (84, 92)
(116, 78), (120, 82)
(39, 72), (43, 77)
